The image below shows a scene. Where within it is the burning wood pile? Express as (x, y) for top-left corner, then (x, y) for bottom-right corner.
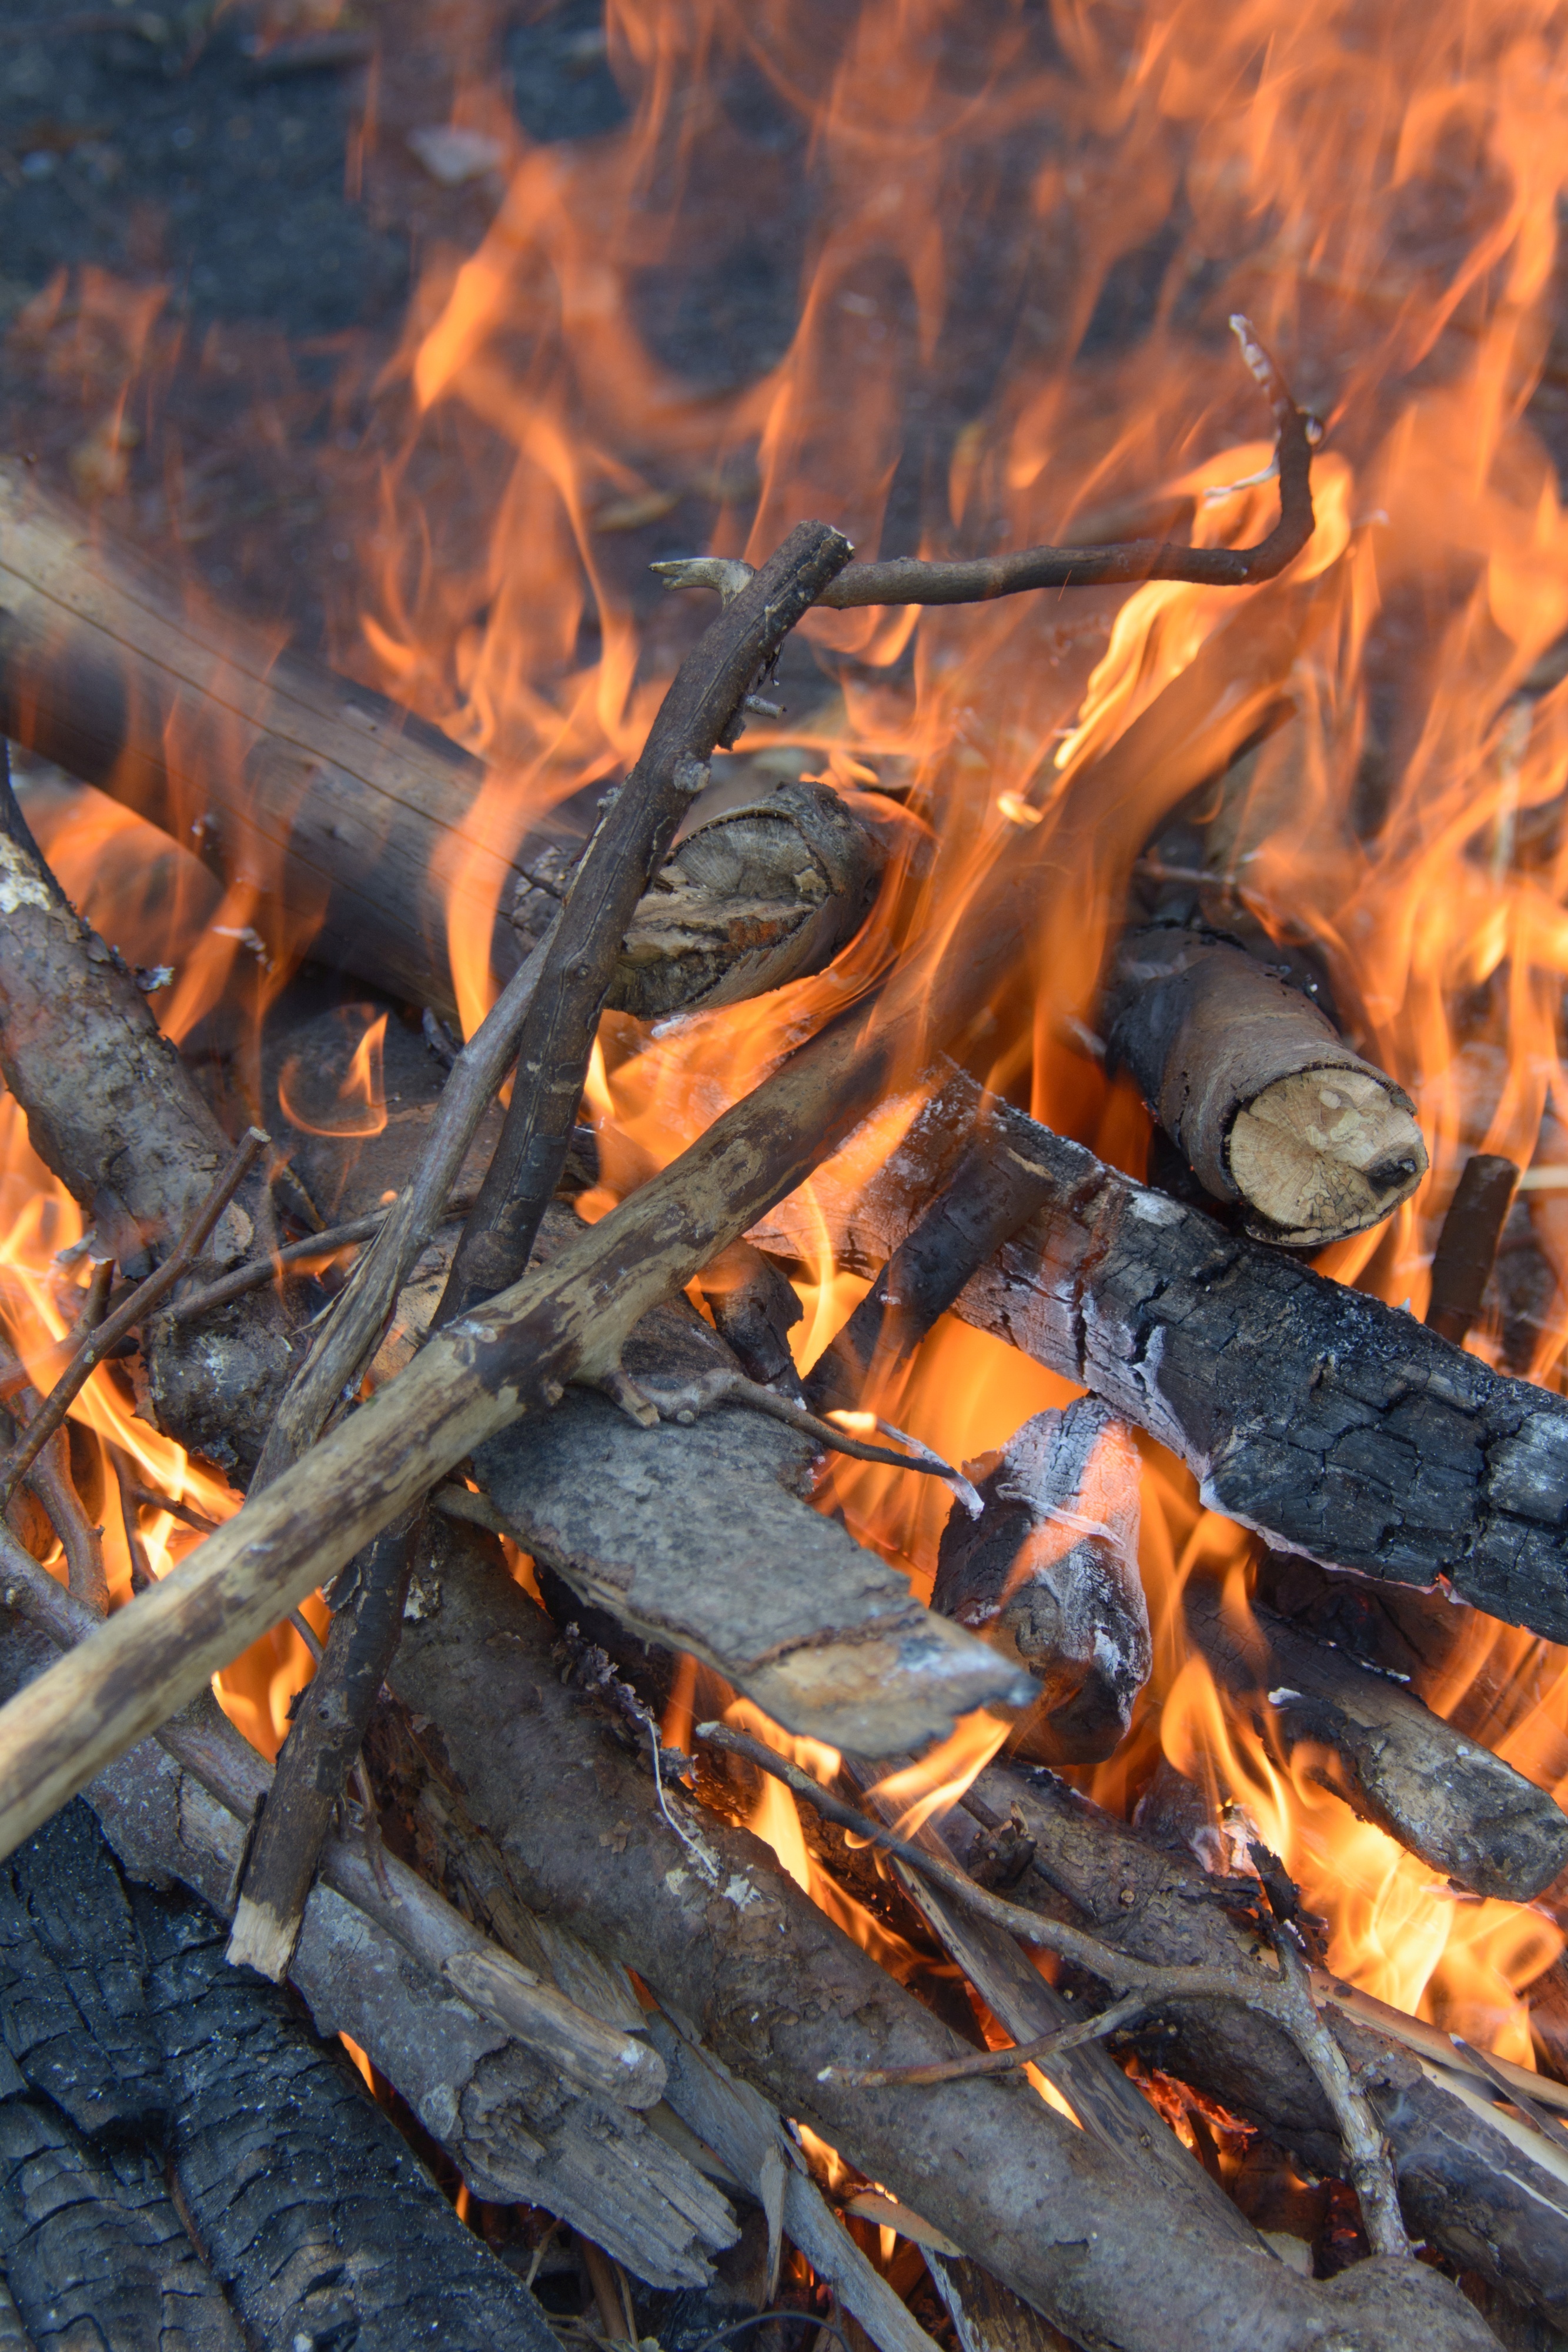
(5, 9), (1568, 2351)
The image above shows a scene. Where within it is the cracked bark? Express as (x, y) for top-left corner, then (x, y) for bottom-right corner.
(751, 1066), (1568, 1642)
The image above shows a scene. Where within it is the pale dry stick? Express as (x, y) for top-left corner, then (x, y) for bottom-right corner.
(250, 930), (558, 1488)
(171, 1190), (480, 1325)
(702, 1724), (1410, 2261)
(0, 1127), (269, 1514)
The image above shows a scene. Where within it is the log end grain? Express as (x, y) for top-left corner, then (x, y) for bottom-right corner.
(1228, 1062), (1428, 1247)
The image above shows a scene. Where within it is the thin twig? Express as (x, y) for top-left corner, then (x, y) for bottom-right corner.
(656, 320), (1315, 613)
(0, 1128), (268, 1514)
(109, 1445), (155, 1596)
(249, 933), (560, 1489)
(820, 1993), (1147, 2087)
(699, 1723), (1410, 2256)
(172, 1191), (479, 1325)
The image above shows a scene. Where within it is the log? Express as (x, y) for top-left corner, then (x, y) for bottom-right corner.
(932, 1400), (1151, 1765)
(380, 1538), (1497, 2352)
(0, 776), (290, 1474)
(0, 462), (886, 1029)
(0, 1547), (740, 2286)
(751, 1065), (1568, 1642)
(696, 1239), (804, 1395)
(472, 1289), (1031, 1754)
(940, 1758), (1568, 2328)
(1183, 1578), (1568, 1901)
(0, 1792), (563, 2352)
(1101, 921), (1427, 1247)
(1427, 1154), (1521, 1346)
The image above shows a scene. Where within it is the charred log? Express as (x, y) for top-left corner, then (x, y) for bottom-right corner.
(1183, 1578), (1568, 1901)
(1428, 1155), (1522, 1346)
(0, 1795), (562, 2352)
(380, 1536), (1496, 2352)
(1101, 921), (1426, 1247)
(932, 1401), (1151, 1765)
(751, 1065), (1568, 1643)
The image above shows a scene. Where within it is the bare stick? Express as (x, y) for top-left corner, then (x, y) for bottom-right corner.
(0, 1128), (268, 1515)
(657, 320), (1315, 613)
(226, 1511), (419, 1979)
(172, 1191), (479, 1324)
(821, 1994), (1146, 2087)
(438, 518), (855, 1324)
(250, 933), (559, 1488)
(703, 1723), (1409, 2257)
(1426, 1153), (1520, 1345)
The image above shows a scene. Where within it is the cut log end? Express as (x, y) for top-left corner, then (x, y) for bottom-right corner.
(1228, 1064), (1428, 1246)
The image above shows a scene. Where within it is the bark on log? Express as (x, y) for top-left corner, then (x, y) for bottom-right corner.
(940, 1758), (1568, 2328)
(1183, 1579), (1568, 1901)
(473, 1291), (1031, 1755)
(0, 1793), (563, 2352)
(0, 1577), (737, 2288)
(0, 790), (290, 1474)
(1101, 923), (1427, 1247)
(0, 465), (887, 1025)
(751, 1065), (1568, 1643)
(931, 1401), (1151, 1766)
(380, 1538), (1497, 2352)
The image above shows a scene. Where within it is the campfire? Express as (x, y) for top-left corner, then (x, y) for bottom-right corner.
(2, 3), (1568, 2347)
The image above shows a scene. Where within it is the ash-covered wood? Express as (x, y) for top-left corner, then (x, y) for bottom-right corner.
(0, 1795), (561, 2352)
(753, 1065), (1568, 1643)
(474, 1294), (1029, 1755)
(1102, 922), (1426, 1246)
(941, 1759), (1568, 2329)
(1427, 1154), (1521, 1346)
(226, 1511), (417, 1979)
(932, 1401), (1151, 1765)
(1183, 1579), (1568, 1900)
(382, 1539), (1496, 2352)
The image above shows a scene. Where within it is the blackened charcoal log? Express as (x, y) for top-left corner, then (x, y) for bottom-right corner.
(804, 1114), (1058, 1419)
(515, 781), (890, 1024)
(383, 1538), (1498, 2352)
(751, 1067), (1568, 1644)
(932, 1401), (1151, 1765)
(0, 1798), (562, 2352)
(1427, 1155), (1522, 1345)
(0, 780), (290, 1472)
(1183, 1579), (1568, 1901)
(696, 1240), (804, 1395)
(474, 1293), (1031, 1755)
(939, 1759), (1568, 2328)
(0, 1587), (735, 2288)
(1101, 922), (1427, 1247)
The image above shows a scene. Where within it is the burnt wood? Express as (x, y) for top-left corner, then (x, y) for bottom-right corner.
(1427, 1154), (1522, 1347)
(753, 1067), (1568, 1643)
(1183, 1578), (1568, 1901)
(382, 1538), (1496, 2352)
(932, 1400), (1152, 1765)
(944, 1759), (1568, 2330)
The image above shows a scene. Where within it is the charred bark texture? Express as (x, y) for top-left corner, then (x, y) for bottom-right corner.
(382, 1539), (1495, 2352)
(932, 1401), (1151, 1765)
(1184, 1579), (1568, 1901)
(753, 1068), (1568, 1643)
(0, 1798), (561, 2352)
(1101, 923), (1426, 1247)
(944, 1759), (1568, 2329)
